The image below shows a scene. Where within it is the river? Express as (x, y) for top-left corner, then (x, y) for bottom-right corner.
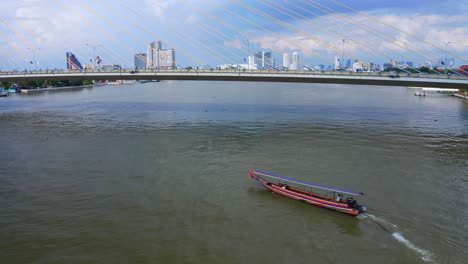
(0, 81), (467, 263)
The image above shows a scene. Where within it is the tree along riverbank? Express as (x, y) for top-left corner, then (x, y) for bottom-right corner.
(1, 79), (94, 90)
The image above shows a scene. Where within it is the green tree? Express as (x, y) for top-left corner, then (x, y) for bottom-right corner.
(1, 81), (12, 88)
(70, 80), (84, 86)
(419, 66), (431, 73)
(405, 67), (419, 73)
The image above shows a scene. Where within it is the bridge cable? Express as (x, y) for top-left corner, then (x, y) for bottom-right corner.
(230, 0), (345, 65)
(216, 2), (335, 68)
(259, 0), (409, 69)
(279, 0), (426, 71)
(269, 0), (450, 75)
(120, 0), (238, 67)
(221, 7), (330, 66)
(53, 0), (137, 68)
(116, 0), (212, 67)
(0, 18), (55, 70)
(328, 0), (467, 63)
(301, 0), (443, 75)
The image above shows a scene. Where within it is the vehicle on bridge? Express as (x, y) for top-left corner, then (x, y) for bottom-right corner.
(388, 71), (400, 78)
(100, 64), (122, 71)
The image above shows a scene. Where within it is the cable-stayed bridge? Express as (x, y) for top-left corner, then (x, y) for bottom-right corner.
(0, 0), (467, 88)
(1, 69), (467, 89)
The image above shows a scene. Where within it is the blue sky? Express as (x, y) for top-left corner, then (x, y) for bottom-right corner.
(0, 0), (467, 70)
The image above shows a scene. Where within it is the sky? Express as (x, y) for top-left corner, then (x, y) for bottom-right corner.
(0, 0), (467, 70)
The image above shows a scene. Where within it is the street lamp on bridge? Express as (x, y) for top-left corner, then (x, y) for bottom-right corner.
(86, 44), (103, 70)
(342, 39), (345, 70)
(445, 41), (451, 73)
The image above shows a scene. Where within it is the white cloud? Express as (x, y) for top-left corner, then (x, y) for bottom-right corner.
(224, 38), (243, 50)
(144, 0), (171, 20)
(184, 14), (199, 24)
(15, 6), (42, 20)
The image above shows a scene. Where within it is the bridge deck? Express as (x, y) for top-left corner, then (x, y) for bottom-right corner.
(1, 70), (467, 89)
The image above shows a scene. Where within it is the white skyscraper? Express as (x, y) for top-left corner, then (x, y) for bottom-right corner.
(146, 41), (175, 69)
(146, 41), (160, 69)
(248, 56), (256, 69)
(334, 56), (341, 70)
(282, 53), (290, 69)
(291, 51), (299, 70)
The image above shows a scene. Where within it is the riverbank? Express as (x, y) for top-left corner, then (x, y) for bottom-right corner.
(20, 84), (94, 94)
(453, 93), (468, 99)
(408, 87), (458, 93)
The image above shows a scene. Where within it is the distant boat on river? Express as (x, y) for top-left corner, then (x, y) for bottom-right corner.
(0, 88), (8, 97)
(106, 80), (136, 85)
(7, 84), (20, 93)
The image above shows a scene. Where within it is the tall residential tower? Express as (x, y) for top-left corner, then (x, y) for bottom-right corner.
(282, 53), (290, 69)
(291, 52), (299, 70)
(146, 41), (175, 70)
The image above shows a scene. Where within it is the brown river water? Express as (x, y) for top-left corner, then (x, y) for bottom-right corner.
(0, 81), (467, 263)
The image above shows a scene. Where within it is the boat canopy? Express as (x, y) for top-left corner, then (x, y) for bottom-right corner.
(253, 170), (364, 196)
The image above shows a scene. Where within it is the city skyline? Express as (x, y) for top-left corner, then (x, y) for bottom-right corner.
(0, 0), (467, 70)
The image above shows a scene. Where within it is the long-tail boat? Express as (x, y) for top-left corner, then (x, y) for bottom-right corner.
(249, 170), (367, 216)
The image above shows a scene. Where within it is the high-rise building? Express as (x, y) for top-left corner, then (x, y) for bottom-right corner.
(254, 51), (274, 70)
(334, 56), (341, 70)
(158, 49), (175, 69)
(282, 53), (290, 69)
(254, 52), (262, 69)
(66, 52), (83, 70)
(146, 41), (175, 69)
(134, 53), (146, 70)
(248, 56), (256, 69)
(146, 41), (159, 69)
(345, 58), (352, 68)
(264, 52), (274, 69)
(291, 52), (299, 70)
(383, 63), (393, 70)
(352, 61), (370, 72)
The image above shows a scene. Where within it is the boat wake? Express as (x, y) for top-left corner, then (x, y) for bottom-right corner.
(357, 213), (397, 228)
(392, 232), (434, 263)
(359, 214), (434, 263)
